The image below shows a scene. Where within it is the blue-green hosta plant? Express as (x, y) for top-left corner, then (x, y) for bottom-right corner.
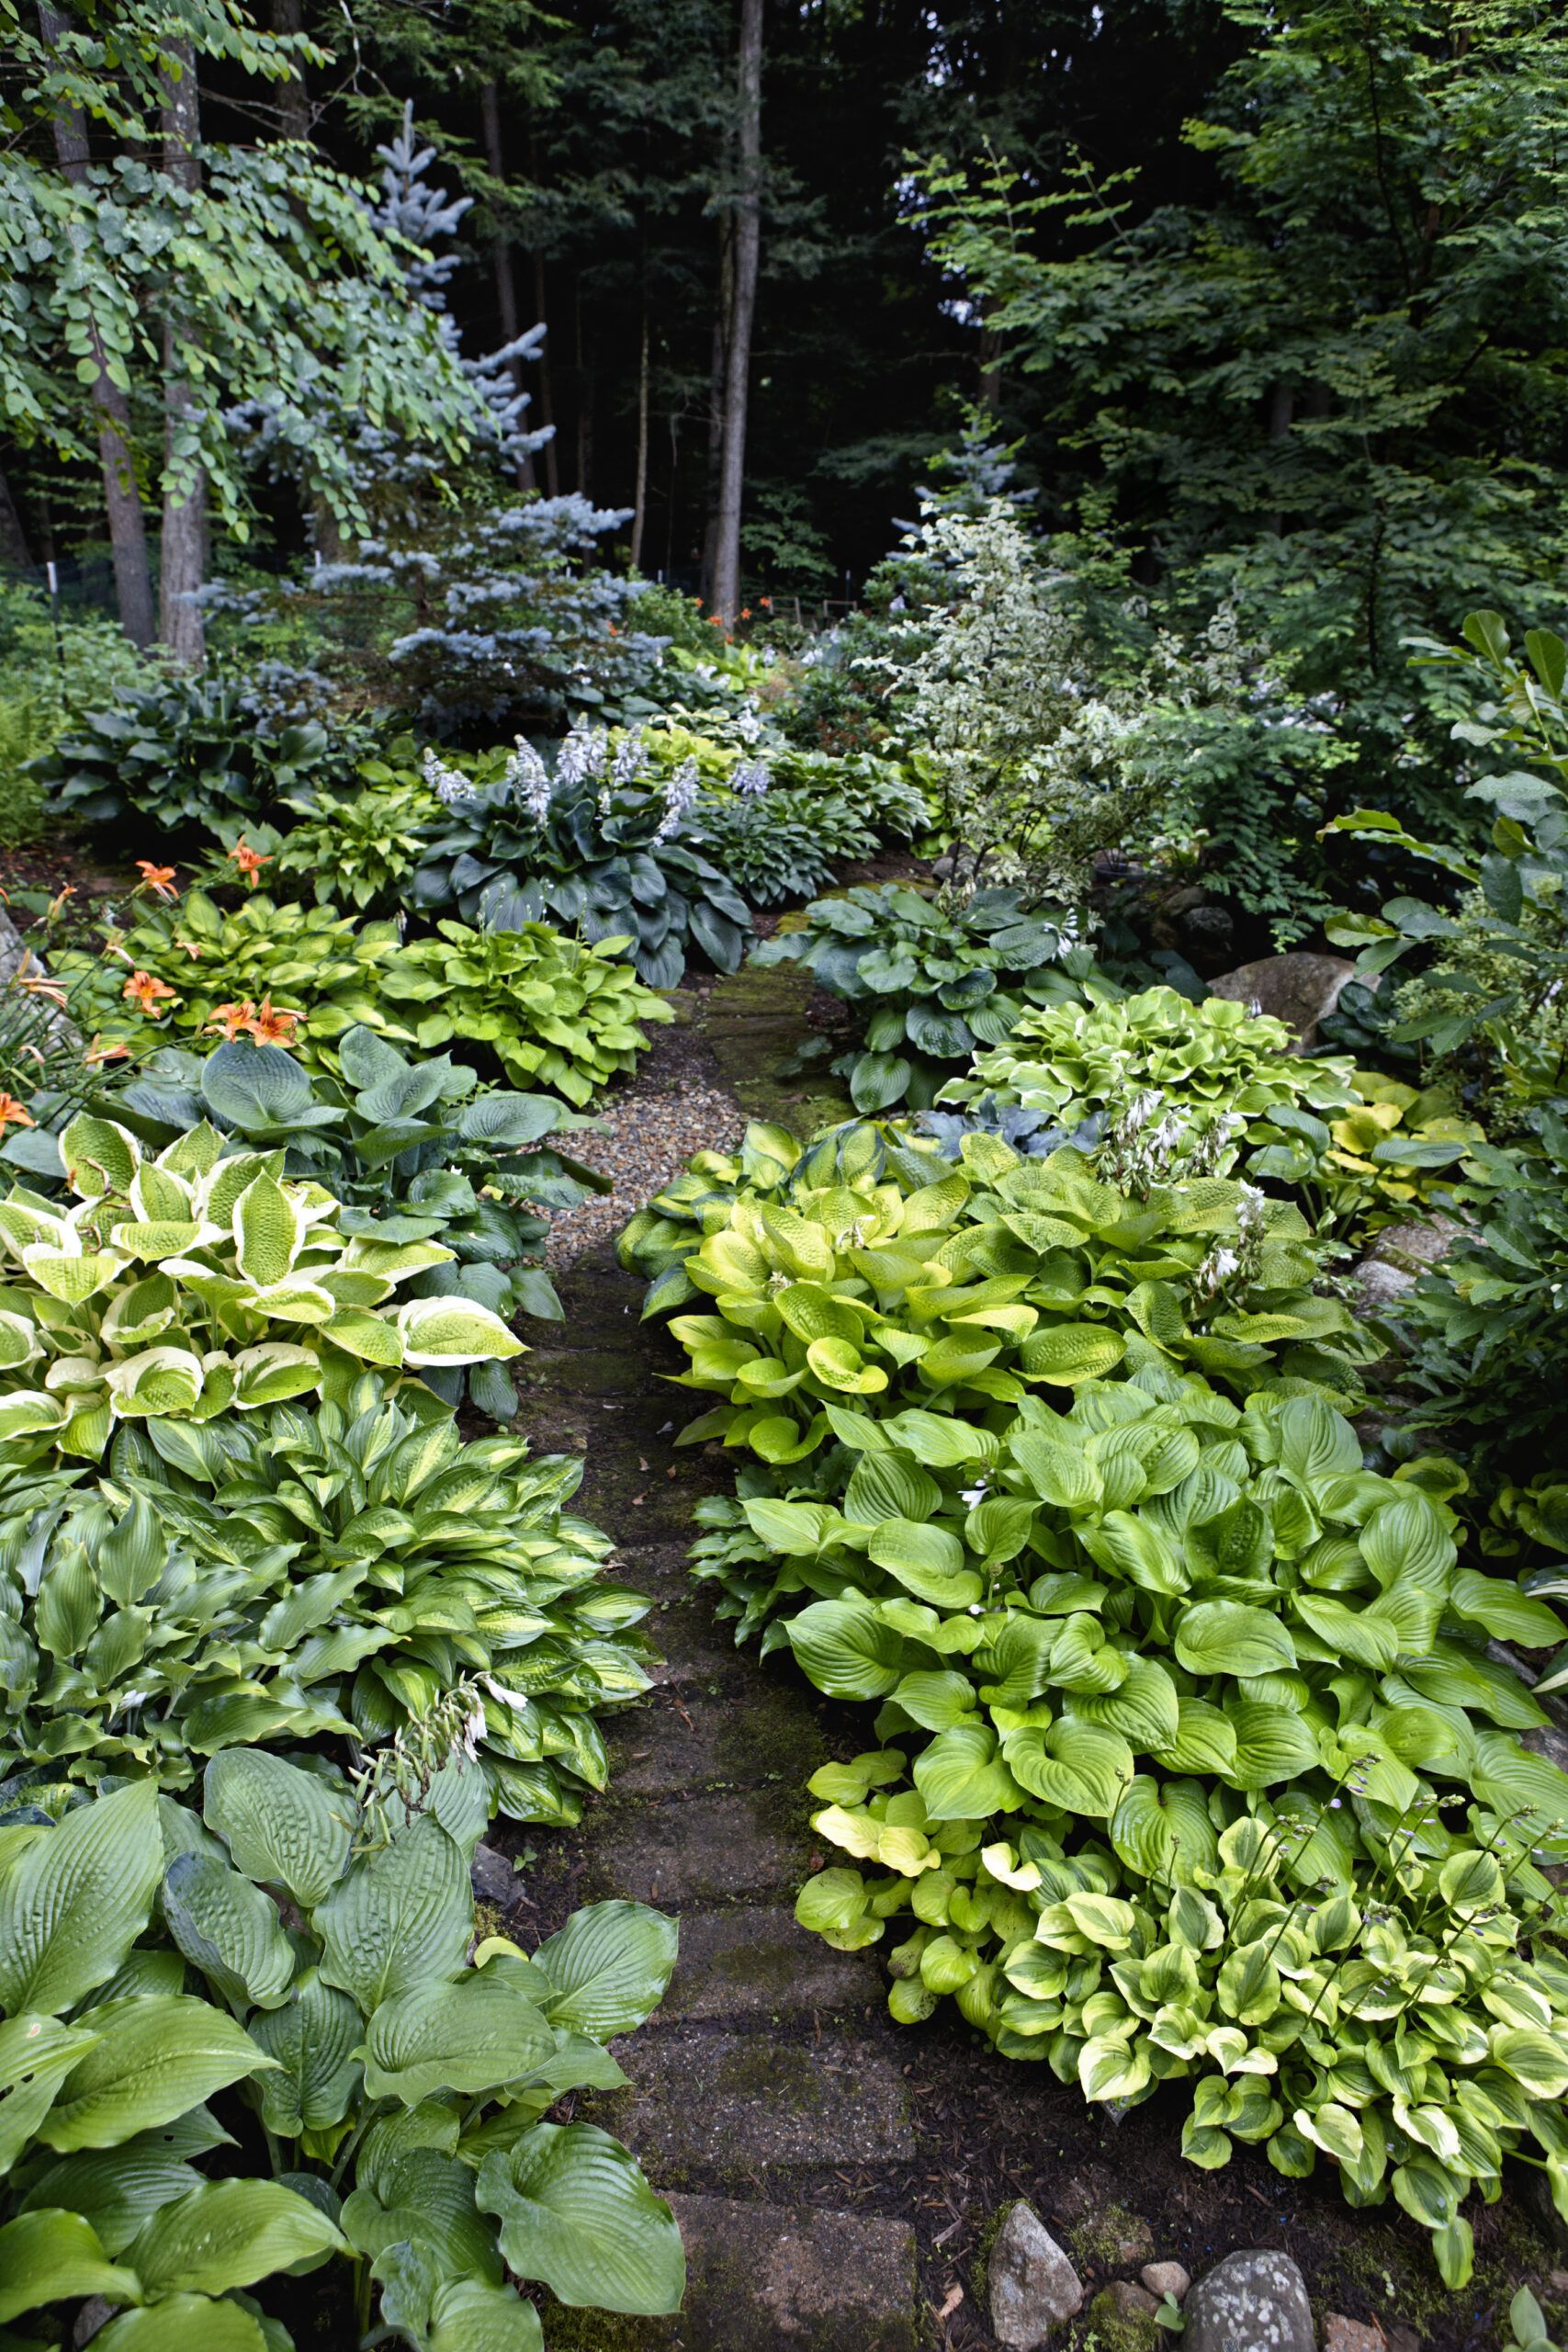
(627, 1119), (1568, 2275)
(750, 884), (1103, 1112)
(941, 986), (1359, 1191)
(0, 1113), (521, 1464)
(410, 725), (751, 989)
(0, 1775), (684, 2348)
(0, 1373), (653, 1824)
(106, 1029), (609, 1419)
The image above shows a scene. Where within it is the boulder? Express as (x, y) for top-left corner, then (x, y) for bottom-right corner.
(1324, 2320), (1386, 2352)
(987, 2200), (1084, 2348)
(1354, 1216), (1465, 1313)
(1208, 952), (1361, 1045)
(1142, 2263), (1191, 2302)
(1184, 2249), (1315, 2352)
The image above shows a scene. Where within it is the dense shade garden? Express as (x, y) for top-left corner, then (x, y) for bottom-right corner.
(2, 1), (1568, 2346)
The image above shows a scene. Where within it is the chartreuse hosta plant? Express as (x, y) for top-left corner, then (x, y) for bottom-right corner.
(628, 1119), (1568, 2278)
(108, 1028), (609, 1419)
(0, 1775), (683, 2349)
(0, 1373), (653, 1824)
(750, 885), (1101, 1112)
(0, 1114), (521, 1465)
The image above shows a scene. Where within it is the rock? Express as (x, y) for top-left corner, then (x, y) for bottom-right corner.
(988, 2200), (1085, 2348)
(1384, 2330), (1420, 2352)
(1324, 2320), (1386, 2352)
(1108, 2280), (1161, 2318)
(1184, 2249), (1315, 2352)
(1353, 1215), (1465, 1313)
(1142, 2263), (1191, 2302)
(1112, 2217), (1157, 2265)
(469, 1842), (517, 1906)
(1209, 952), (1361, 1045)
(1179, 902), (1236, 969)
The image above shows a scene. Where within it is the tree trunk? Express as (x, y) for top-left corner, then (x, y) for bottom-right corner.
(573, 281), (592, 499)
(269, 0), (310, 141)
(708, 0), (763, 627)
(38, 1), (155, 649)
(630, 308), (650, 572)
(526, 130), (559, 498)
(0, 462), (33, 573)
(159, 40), (207, 665)
(480, 81), (535, 492)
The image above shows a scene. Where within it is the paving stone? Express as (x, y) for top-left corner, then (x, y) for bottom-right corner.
(668, 2193), (921, 2349)
(658, 1905), (874, 2023)
(608, 1674), (825, 1796)
(600, 2030), (914, 2168)
(590, 1792), (800, 1905)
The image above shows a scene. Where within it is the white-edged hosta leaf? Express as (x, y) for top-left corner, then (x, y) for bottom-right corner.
(396, 1296), (524, 1365)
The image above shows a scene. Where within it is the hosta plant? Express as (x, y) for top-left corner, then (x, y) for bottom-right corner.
(107, 1028), (608, 1418)
(751, 884), (1101, 1112)
(410, 725), (751, 989)
(0, 1374), (653, 1824)
(276, 761), (446, 911)
(37, 672), (341, 836)
(1254, 1067), (1488, 1242)
(0, 1113), (520, 1464)
(0, 1775), (683, 2348)
(942, 986), (1359, 1184)
(629, 1119), (1568, 2273)
(52, 890), (405, 1067)
(373, 919), (674, 1105)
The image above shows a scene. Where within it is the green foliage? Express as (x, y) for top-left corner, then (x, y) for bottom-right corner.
(914, 5), (1568, 884)
(97, 1026), (604, 1417)
(0, 1775), (682, 2346)
(0, 1373), (653, 1823)
(1296, 1071), (1486, 1244)
(944, 987), (1358, 1186)
(39, 675), (343, 838)
(752, 884), (1100, 1112)
(0, 1111), (522, 1464)
(626, 1116), (1568, 2276)
(411, 726), (752, 989)
(684, 785), (878, 908)
(377, 920), (674, 1105)
(1506, 2287), (1564, 2352)
(276, 762), (446, 910)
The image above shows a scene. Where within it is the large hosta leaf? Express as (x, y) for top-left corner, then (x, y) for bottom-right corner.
(786, 1601), (904, 1699)
(316, 1816), (470, 2012)
(0, 2208), (138, 2325)
(1174, 1601), (1296, 1680)
(532, 1902), (679, 2040)
(129, 2177), (344, 2297)
(248, 1973), (365, 2136)
(93, 2296), (273, 2352)
(913, 1723), (1023, 1820)
(38, 1996), (272, 2152)
(0, 1781), (163, 2018)
(0, 2012), (101, 2171)
(203, 1751), (355, 1907)
(1002, 1721), (1135, 1817)
(362, 1975), (555, 2101)
(161, 1851), (294, 2011)
(476, 2122), (684, 2313)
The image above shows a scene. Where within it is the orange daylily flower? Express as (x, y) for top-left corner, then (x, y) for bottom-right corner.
(0, 1093), (35, 1131)
(739, 606), (751, 620)
(135, 860), (179, 901)
(227, 838), (272, 887)
(13, 950), (69, 1009)
(46, 885), (76, 921)
(206, 1001), (255, 1040)
(84, 1035), (131, 1068)
(122, 969), (176, 1018)
(247, 995), (299, 1046)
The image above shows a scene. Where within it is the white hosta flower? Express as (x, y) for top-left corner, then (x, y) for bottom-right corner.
(504, 735), (553, 824)
(555, 716), (607, 789)
(422, 747), (475, 807)
(732, 759), (772, 798)
(612, 729), (648, 789)
(652, 757), (702, 843)
(959, 1480), (989, 1508)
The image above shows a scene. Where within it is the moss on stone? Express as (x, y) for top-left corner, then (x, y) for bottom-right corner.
(1085, 2286), (1158, 2352)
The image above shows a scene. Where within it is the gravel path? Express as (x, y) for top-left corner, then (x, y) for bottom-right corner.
(546, 1074), (744, 1268)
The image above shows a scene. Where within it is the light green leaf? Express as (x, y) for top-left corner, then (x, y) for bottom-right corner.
(130, 2178), (344, 2297)
(1174, 1601), (1297, 1679)
(316, 1817), (470, 2013)
(161, 1853), (294, 2011)
(476, 2123), (684, 2314)
(92, 2295), (272, 2352)
(39, 1996), (272, 2152)
(532, 1902), (679, 2040)
(0, 1781), (162, 2018)
(362, 1976), (555, 2102)
(0, 2209), (139, 2325)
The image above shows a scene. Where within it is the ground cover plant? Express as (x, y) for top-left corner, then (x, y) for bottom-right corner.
(107, 1028), (605, 1415)
(626, 1115), (1568, 2281)
(0, 1776), (684, 2349)
(751, 884), (1099, 1112)
(411, 724), (751, 989)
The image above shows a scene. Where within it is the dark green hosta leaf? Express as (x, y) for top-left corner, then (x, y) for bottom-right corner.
(203, 1751), (355, 1908)
(0, 1781), (163, 2018)
(532, 1901), (679, 2040)
(128, 2177), (344, 2297)
(162, 1850), (294, 2011)
(316, 1815), (471, 2013)
(905, 1004), (974, 1060)
(342, 2147), (502, 2282)
(375, 2242), (545, 2352)
(362, 1974), (555, 2102)
(248, 1973), (365, 2136)
(850, 1051), (913, 1113)
(476, 2121), (684, 2314)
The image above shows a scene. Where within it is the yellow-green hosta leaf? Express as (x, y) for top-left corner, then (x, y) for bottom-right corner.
(19, 1247), (125, 1305)
(1021, 1325), (1127, 1385)
(129, 2177), (344, 2298)
(237, 1278), (339, 1326)
(60, 1113), (141, 1197)
(1174, 1600), (1297, 1679)
(39, 1995), (275, 2150)
(91, 2295), (273, 2352)
(805, 1335), (887, 1393)
(104, 1348), (206, 1419)
(0, 2209), (140, 2328)
(1079, 2031), (1151, 2103)
(396, 1296), (525, 1366)
(866, 1518), (981, 1607)
(1002, 1720), (1135, 1817)
(913, 1723), (1023, 1821)
(323, 1306), (405, 1365)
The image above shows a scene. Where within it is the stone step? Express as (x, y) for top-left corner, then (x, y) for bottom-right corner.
(656, 1905), (875, 2026)
(596, 2030), (914, 2171)
(587, 1791), (804, 1907)
(607, 1674), (826, 1798)
(670, 2194), (921, 2351)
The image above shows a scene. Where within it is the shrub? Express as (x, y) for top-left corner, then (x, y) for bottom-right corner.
(411, 724), (751, 989)
(0, 1777), (683, 2346)
(0, 1372), (653, 1823)
(0, 1111), (521, 1464)
(627, 1117), (1568, 2279)
(751, 884), (1100, 1112)
(107, 1027), (604, 1418)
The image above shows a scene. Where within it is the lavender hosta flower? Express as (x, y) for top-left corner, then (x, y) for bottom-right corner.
(732, 759), (772, 798)
(612, 729), (649, 789)
(653, 757), (702, 843)
(422, 746), (476, 806)
(504, 735), (554, 824)
(556, 716), (607, 789)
